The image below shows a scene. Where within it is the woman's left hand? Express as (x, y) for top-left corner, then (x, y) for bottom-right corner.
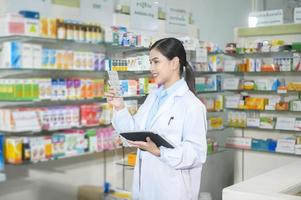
(128, 137), (161, 157)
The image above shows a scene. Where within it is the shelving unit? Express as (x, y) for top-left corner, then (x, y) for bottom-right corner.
(226, 146), (301, 157)
(226, 126), (301, 134)
(0, 32), (153, 187)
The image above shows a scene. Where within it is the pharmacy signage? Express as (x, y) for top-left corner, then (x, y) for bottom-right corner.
(249, 9), (283, 27)
(166, 6), (188, 34)
(130, 0), (158, 31)
(294, 7), (301, 24)
(80, 0), (114, 26)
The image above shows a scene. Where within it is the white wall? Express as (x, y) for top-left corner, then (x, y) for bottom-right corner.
(191, 0), (252, 47)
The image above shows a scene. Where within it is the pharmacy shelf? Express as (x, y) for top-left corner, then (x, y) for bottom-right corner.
(208, 128), (226, 132)
(0, 124), (113, 135)
(207, 111), (224, 113)
(226, 125), (301, 134)
(115, 160), (135, 170)
(115, 148), (228, 169)
(223, 89), (301, 94)
(0, 35), (149, 53)
(223, 51), (296, 58)
(225, 146), (301, 157)
(0, 95), (146, 108)
(7, 147), (124, 166)
(194, 71), (223, 75)
(196, 90), (220, 94)
(0, 69), (151, 80)
(225, 108), (301, 114)
(0, 68), (150, 74)
(223, 71), (301, 76)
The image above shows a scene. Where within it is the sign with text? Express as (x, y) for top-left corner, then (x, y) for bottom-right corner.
(80, 0), (114, 26)
(130, 0), (158, 31)
(249, 9), (283, 27)
(166, 6), (188, 34)
(294, 7), (301, 24)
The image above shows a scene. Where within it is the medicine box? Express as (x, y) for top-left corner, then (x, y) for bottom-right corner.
(226, 137), (252, 149)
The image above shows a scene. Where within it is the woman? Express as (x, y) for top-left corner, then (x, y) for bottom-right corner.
(106, 37), (207, 200)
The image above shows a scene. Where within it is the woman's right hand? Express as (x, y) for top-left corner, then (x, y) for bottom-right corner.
(105, 88), (125, 111)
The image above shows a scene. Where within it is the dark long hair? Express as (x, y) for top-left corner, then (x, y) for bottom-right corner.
(150, 37), (195, 94)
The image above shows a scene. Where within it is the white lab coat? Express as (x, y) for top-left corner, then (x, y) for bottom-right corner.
(112, 81), (207, 200)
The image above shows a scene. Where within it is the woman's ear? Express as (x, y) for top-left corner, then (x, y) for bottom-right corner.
(171, 57), (180, 71)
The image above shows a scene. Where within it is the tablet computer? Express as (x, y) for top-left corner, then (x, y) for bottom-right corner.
(120, 131), (174, 149)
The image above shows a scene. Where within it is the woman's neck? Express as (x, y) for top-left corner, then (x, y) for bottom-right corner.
(163, 75), (181, 89)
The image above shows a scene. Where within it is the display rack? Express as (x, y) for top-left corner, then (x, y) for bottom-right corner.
(0, 31), (153, 187)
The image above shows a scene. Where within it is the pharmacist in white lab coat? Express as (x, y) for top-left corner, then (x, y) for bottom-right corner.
(106, 37), (207, 200)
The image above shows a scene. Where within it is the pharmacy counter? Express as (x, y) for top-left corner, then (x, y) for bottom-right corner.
(223, 160), (301, 200)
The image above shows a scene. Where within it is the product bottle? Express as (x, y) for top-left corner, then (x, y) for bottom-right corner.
(79, 23), (85, 42)
(73, 22), (79, 42)
(66, 21), (74, 40)
(57, 19), (66, 40)
(85, 23), (92, 43)
(49, 19), (57, 38)
(22, 137), (31, 162)
(91, 24), (97, 43)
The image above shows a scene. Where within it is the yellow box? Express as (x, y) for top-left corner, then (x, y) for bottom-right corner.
(5, 137), (23, 164)
(245, 97), (267, 110)
(127, 153), (136, 167)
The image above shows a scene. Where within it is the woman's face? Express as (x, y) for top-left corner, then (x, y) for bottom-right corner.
(149, 48), (180, 86)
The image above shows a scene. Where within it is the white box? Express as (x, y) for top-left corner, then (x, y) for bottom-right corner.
(275, 117), (296, 131)
(225, 95), (241, 108)
(276, 138), (296, 154)
(294, 119), (301, 131)
(291, 100), (301, 111)
(222, 77), (240, 90)
(32, 44), (42, 69)
(24, 18), (40, 37)
(247, 118), (260, 127)
(224, 60), (236, 72)
(226, 137), (252, 149)
(12, 110), (41, 132)
(295, 145), (301, 155)
(21, 43), (33, 69)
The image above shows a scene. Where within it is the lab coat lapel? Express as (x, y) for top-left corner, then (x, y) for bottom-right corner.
(140, 93), (157, 129)
(149, 82), (189, 129)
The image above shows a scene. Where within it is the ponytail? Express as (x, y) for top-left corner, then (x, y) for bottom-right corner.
(183, 62), (196, 94)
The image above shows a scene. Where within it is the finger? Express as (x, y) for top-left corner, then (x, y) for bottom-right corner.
(128, 140), (148, 147)
(104, 92), (116, 97)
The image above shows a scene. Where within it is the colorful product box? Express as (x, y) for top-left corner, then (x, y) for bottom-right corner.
(0, 14), (25, 36)
(5, 137), (23, 164)
(1, 42), (22, 69)
(80, 104), (102, 126)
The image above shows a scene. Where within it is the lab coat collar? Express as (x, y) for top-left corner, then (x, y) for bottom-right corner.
(156, 78), (188, 98)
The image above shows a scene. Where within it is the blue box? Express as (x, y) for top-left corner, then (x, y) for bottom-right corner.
(251, 139), (268, 151)
(0, 134), (4, 171)
(267, 139), (277, 152)
(19, 10), (40, 19)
